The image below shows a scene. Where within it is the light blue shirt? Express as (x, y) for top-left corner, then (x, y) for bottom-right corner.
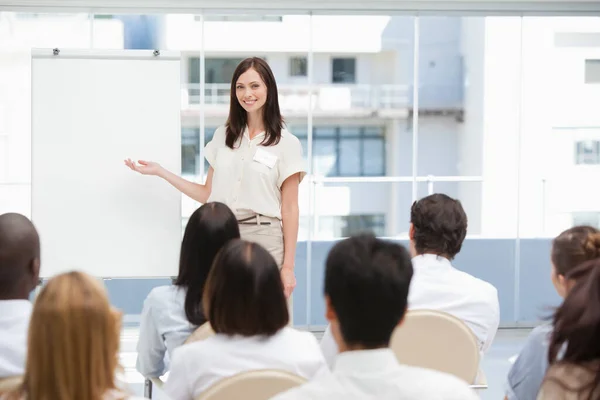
(136, 285), (196, 378)
(505, 323), (553, 400)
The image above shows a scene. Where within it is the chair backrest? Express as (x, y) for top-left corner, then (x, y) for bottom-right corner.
(196, 369), (306, 400)
(0, 376), (23, 395)
(390, 309), (480, 383)
(185, 322), (215, 345)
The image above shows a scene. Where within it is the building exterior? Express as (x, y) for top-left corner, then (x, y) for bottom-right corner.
(1, 13), (599, 241)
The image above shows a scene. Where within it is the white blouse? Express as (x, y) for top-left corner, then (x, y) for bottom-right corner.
(136, 286), (196, 378)
(205, 126), (306, 219)
(164, 327), (327, 400)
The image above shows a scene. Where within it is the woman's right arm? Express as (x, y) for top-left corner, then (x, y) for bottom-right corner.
(124, 159), (213, 203)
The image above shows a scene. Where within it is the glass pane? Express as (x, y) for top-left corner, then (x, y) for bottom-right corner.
(206, 58), (244, 84)
(339, 126), (360, 137)
(0, 184), (30, 217)
(310, 16), (414, 179)
(416, 181), (483, 236)
(332, 58), (356, 83)
(92, 14), (162, 50)
(363, 139), (385, 176)
(289, 56), (308, 77)
(339, 138), (361, 176)
(520, 17), (600, 238)
(312, 182), (413, 239)
(313, 138), (337, 176)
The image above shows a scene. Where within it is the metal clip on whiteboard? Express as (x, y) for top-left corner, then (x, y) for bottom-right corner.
(53, 48), (60, 56)
(153, 50), (160, 57)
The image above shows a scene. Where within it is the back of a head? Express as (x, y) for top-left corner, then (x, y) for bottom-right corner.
(203, 239), (288, 336)
(325, 234), (413, 348)
(552, 225), (600, 276)
(22, 271), (121, 400)
(0, 213), (40, 299)
(548, 258), (600, 398)
(176, 202), (240, 326)
(410, 194), (467, 259)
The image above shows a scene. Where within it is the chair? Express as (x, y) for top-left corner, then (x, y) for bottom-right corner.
(196, 369), (306, 400)
(390, 309), (485, 388)
(145, 322), (215, 398)
(0, 376), (23, 394)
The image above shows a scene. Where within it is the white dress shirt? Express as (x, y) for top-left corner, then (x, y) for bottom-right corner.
(320, 254), (500, 368)
(270, 349), (479, 400)
(409, 254), (500, 352)
(136, 285), (196, 377)
(164, 327), (327, 400)
(0, 300), (32, 378)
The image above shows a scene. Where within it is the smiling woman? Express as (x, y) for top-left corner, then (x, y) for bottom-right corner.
(124, 57), (306, 321)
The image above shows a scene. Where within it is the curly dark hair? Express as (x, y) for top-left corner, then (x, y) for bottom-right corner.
(410, 194), (468, 259)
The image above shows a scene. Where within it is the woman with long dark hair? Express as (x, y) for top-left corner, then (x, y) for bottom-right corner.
(538, 259), (600, 399)
(125, 57), (305, 306)
(505, 226), (600, 400)
(164, 239), (325, 400)
(135, 202), (240, 378)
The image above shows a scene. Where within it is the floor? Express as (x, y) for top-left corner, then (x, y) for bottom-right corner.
(119, 328), (532, 399)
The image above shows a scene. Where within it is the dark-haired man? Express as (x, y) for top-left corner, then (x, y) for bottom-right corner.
(272, 234), (478, 400)
(320, 194), (499, 368)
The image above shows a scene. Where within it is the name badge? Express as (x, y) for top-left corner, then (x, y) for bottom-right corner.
(253, 148), (278, 169)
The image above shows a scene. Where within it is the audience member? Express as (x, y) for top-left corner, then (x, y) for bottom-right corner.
(272, 234), (478, 400)
(165, 239), (326, 400)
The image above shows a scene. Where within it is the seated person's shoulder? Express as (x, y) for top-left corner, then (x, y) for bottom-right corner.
(402, 365), (479, 399)
(282, 327), (320, 347)
(144, 285), (181, 308)
(455, 269), (498, 298)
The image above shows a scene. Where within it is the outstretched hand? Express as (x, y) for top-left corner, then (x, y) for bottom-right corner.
(124, 158), (162, 176)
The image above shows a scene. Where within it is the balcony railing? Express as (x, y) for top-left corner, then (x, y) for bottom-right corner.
(182, 83), (464, 113)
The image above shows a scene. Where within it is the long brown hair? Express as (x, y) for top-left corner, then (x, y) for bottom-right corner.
(225, 57), (283, 149)
(9, 271), (126, 400)
(547, 259), (600, 399)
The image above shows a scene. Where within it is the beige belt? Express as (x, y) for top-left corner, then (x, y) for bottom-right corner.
(237, 214), (279, 226)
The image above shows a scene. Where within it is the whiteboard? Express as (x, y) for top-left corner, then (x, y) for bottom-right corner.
(31, 49), (182, 278)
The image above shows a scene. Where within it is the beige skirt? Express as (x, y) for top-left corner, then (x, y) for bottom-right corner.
(237, 214), (293, 324)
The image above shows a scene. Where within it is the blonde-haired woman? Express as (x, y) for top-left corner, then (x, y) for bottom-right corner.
(4, 271), (144, 400)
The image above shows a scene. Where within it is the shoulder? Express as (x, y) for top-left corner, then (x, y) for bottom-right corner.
(404, 366), (477, 398)
(452, 268), (498, 299)
(280, 327), (320, 346)
(529, 323), (553, 342)
(207, 126), (227, 145)
(146, 285), (182, 305)
(279, 129), (302, 148)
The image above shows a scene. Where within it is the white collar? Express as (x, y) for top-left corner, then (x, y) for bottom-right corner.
(411, 254), (453, 269)
(0, 299), (32, 316)
(243, 126), (265, 141)
(334, 349), (398, 374)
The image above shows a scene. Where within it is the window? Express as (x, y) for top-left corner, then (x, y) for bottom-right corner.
(575, 140), (600, 164)
(319, 214), (386, 237)
(585, 59), (600, 84)
(295, 126), (386, 177)
(205, 58), (244, 84)
(572, 212), (600, 229)
(289, 57), (307, 77)
(181, 127), (216, 175)
(332, 58), (356, 83)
